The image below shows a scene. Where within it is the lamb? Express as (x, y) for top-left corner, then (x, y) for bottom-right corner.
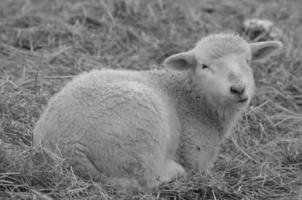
(33, 32), (283, 191)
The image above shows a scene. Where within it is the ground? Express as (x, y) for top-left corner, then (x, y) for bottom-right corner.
(0, 0), (301, 199)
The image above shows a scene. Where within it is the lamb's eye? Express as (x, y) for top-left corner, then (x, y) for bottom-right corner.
(201, 64), (209, 69)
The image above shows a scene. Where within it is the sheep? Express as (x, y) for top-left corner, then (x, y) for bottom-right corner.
(33, 32), (283, 191)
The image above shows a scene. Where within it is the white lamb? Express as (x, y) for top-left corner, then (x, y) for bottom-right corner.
(33, 33), (283, 191)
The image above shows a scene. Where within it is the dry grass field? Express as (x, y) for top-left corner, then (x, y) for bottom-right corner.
(0, 0), (301, 199)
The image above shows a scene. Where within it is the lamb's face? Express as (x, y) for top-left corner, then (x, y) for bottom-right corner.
(164, 33), (283, 109)
(192, 50), (254, 108)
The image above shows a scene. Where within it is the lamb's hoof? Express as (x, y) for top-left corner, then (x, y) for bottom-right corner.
(159, 160), (186, 183)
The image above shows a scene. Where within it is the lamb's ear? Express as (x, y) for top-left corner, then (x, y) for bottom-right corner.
(250, 41), (283, 62)
(163, 51), (197, 71)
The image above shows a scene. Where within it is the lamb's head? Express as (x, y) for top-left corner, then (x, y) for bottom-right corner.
(164, 33), (283, 109)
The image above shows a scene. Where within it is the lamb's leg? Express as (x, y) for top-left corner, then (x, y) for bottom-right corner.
(158, 160), (186, 183)
(71, 155), (102, 180)
(66, 143), (103, 180)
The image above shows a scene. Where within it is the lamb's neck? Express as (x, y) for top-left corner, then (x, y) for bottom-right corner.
(211, 103), (242, 137)
(188, 91), (240, 136)
(159, 70), (241, 137)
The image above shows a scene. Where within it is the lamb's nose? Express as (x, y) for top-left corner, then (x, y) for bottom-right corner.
(230, 85), (245, 96)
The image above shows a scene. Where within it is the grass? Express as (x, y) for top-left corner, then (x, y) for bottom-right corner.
(0, 0), (301, 199)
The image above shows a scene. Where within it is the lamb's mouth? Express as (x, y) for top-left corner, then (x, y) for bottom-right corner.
(237, 97), (248, 103)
